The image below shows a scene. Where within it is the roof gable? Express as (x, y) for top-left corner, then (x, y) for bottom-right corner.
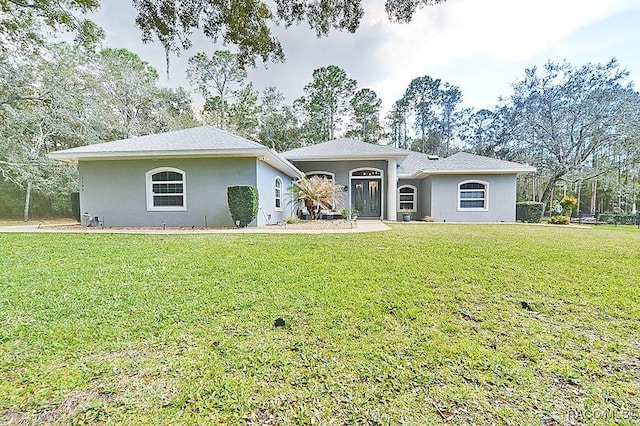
(283, 138), (410, 161)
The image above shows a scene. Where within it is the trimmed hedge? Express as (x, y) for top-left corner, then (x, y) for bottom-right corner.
(598, 213), (640, 225)
(516, 201), (545, 223)
(227, 185), (259, 227)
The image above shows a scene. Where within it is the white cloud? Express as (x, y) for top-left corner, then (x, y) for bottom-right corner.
(92, 0), (640, 115)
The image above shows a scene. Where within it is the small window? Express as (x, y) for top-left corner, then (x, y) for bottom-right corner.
(146, 167), (186, 211)
(307, 172), (334, 181)
(275, 177), (283, 211)
(459, 181), (487, 210)
(352, 169), (381, 177)
(398, 185), (417, 212)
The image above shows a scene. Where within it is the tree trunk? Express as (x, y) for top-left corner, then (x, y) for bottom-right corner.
(540, 179), (555, 208)
(23, 180), (32, 222)
(590, 178), (598, 214)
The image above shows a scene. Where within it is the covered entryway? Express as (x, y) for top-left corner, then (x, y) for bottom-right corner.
(351, 169), (383, 218)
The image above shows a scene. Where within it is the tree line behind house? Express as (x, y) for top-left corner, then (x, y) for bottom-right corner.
(1, 44), (639, 220)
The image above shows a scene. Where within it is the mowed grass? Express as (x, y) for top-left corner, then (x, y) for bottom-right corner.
(0, 224), (638, 425)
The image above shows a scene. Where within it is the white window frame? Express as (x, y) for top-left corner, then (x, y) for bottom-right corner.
(458, 180), (488, 211)
(397, 185), (417, 212)
(275, 176), (283, 211)
(145, 167), (187, 211)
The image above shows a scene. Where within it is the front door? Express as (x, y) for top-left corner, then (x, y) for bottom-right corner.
(352, 179), (382, 218)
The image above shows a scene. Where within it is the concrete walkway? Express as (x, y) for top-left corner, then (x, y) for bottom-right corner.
(0, 220), (391, 235)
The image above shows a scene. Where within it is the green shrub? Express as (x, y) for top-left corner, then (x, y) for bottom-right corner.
(227, 185), (259, 227)
(548, 215), (570, 225)
(560, 195), (577, 216)
(598, 213), (639, 225)
(516, 201), (545, 223)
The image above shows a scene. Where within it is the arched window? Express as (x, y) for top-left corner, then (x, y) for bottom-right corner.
(398, 185), (417, 212)
(458, 181), (488, 210)
(306, 171), (338, 209)
(275, 177), (283, 211)
(146, 167), (186, 211)
(306, 171), (335, 181)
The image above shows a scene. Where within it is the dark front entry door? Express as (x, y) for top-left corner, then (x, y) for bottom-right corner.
(352, 179), (382, 218)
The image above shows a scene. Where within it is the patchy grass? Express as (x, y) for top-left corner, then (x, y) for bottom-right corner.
(0, 218), (78, 227)
(0, 224), (638, 425)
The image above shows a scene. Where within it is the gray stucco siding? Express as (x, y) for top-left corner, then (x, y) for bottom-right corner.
(256, 161), (296, 225)
(421, 177), (432, 218)
(78, 157), (257, 227)
(290, 160), (389, 215)
(429, 174), (517, 222)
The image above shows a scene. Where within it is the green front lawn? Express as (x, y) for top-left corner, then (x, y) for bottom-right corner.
(1, 225), (638, 424)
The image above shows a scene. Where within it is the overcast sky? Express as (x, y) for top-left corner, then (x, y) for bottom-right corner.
(90, 0), (640, 114)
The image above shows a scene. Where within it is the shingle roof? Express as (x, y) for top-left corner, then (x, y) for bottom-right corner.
(48, 126), (303, 177)
(398, 151), (535, 177)
(49, 127), (533, 178)
(51, 126), (265, 155)
(283, 138), (410, 160)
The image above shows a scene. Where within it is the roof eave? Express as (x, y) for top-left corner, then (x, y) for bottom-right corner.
(261, 151), (305, 178)
(408, 167), (536, 179)
(48, 148), (305, 178)
(48, 148), (270, 162)
(286, 153), (408, 162)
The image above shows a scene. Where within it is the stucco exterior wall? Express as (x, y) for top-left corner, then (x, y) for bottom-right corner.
(78, 157), (257, 227)
(429, 174), (517, 222)
(289, 160), (389, 217)
(421, 177), (432, 218)
(255, 161), (296, 225)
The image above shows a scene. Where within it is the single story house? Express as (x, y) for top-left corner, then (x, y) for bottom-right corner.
(49, 126), (535, 227)
(282, 138), (535, 222)
(48, 126), (303, 227)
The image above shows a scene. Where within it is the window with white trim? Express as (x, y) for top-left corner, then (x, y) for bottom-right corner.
(275, 177), (283, 211)
(398, 185), (417, 212)
(146, 167), (186, 211)
(459, 181), (487, 210)
(307, 172), (335, 181)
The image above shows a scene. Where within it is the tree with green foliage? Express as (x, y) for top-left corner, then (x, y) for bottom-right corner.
(438, 82), (462, 155)
(226, 83), (260, 139)
(402, 75), (441, 153)
(97, 48), (161, 139)
(295, 65), (357, 143)
(131, 0), (445, 68)
(257, 86), (300, 152)
(0, 0), (103, 53)
(0, 43), (104, 221)
(385, 98), (410, 148)
(348, 88), (382, 143)
(509, 59), (639, 205)
(0, 42), (196, 220)
(187, 50), (247, 129)
(1, 0), (446, 70)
